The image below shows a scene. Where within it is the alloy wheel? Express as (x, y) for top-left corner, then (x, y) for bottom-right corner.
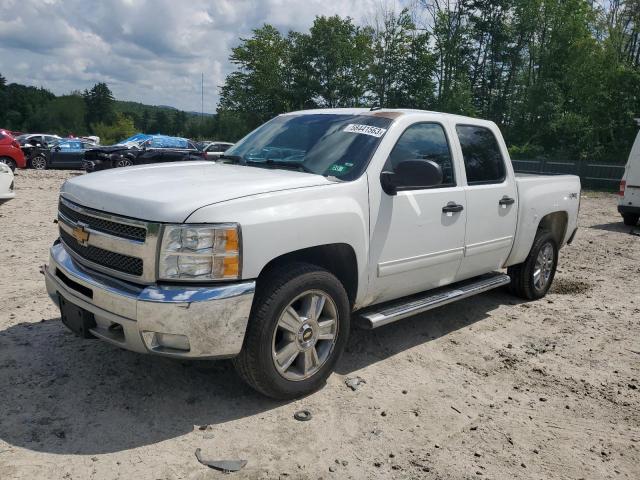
(271, 290), (339, 381)
(116, 158), (133, 167)
(533, 242), (554, 291)
(31, 155), (46, 170)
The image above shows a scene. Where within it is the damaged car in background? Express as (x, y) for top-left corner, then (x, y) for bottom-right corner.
(83, 134), (204, 172)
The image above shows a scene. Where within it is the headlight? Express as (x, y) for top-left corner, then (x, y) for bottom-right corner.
(159, 224), (241, 281)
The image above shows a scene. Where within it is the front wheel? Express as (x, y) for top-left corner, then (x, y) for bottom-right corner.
(0, 157), (16, 171)
(115, 157), (133, 168)
(622, 213), (639, 226)
(508, 231), (558, 300)
(233, 262), (350, 399)
(30, 154), (47, 170)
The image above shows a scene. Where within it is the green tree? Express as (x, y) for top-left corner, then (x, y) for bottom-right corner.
(299, 15), (373, 107)
(218, 24), (294, 131)
(83, 82), (115, 128)
(92, 113), (136, 145)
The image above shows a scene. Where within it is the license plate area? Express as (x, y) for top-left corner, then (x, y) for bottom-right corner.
(58, 294), (97, 339)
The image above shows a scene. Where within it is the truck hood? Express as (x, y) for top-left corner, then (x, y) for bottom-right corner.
(61, 161), (334, 222)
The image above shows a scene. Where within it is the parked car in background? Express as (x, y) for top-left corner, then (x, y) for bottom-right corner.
(619, 128), (640, 226)
(83, 134), (204, 172)
(0, 162), (15, 204)
(44, 108), (581, 399)
(78, 136), (100, 145)
(201, 141), (234, 159)
(0, 131), (26, 171)
(17, 133), (62, 166)
(16, 133), (61, 147)
(29, 139), (94, 170)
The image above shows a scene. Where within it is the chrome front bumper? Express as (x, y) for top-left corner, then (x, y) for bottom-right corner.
(44, 242), (255, 359)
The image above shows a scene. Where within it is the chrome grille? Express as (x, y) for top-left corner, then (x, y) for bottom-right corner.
(60, 229), (143, 276)
(59, 200), (146, 241)
(57, 196), (160, 283)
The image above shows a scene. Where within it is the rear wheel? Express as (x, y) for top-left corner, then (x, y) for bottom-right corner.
(115, 157), (133, 168)
(233, 262), (350, 399)
(508, 231), (558, 300)
(30, 154), (47, 170)
(622, 213), (639, 226)
(0, 157), (16, 171)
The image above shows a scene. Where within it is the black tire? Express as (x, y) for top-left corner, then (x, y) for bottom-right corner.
(508, 231), (558, 300)
(233, 262), (350, 399)
(622, 213), (639, 226)
(30, 154), (47, 170)
(115, 157), (134, 168)
(0, 157), (16, 172)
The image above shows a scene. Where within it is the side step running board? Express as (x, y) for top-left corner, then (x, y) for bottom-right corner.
(357, 272), (511, 329)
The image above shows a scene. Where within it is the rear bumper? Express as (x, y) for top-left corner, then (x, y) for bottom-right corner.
(618, 204), (640, 215)
(44, 242), (255, 359)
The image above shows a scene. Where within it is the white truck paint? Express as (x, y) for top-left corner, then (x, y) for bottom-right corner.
(618, 129), (640, 226)
(44, 108), (581, 398)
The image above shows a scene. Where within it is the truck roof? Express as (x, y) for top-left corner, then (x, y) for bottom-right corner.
(282, 108), (494, 126)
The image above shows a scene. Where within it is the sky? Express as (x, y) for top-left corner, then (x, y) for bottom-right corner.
(0, 0), (400, 113)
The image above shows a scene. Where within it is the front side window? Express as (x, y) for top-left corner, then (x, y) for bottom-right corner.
(224, 114), (393, 181)
(456, 125), (506, 185)
(385, 122), (455, 188)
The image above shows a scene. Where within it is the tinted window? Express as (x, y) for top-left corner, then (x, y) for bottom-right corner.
(225, 114), (392, 181)
(456, 125), (506, 185)
(386, 122), (454, 187)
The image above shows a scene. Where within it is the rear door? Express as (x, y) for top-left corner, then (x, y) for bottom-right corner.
(454, 124), (518, 280)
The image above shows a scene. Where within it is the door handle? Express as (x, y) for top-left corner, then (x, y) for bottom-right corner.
(499, 196), (515, 206)
(442, 202), (464, 213)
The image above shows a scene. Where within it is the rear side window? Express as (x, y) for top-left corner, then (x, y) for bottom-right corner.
(456, 125), (506, 185)
(386, 122), (455, 187)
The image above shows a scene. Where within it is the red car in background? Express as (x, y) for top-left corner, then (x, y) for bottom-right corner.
(0, 130), (26, 171)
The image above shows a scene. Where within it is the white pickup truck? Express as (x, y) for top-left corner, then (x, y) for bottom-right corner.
(44, 109), (580, 398)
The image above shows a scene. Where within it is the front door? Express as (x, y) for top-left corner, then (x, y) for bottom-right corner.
(454, 124), (518, 280)
(368, 122), (467, 304)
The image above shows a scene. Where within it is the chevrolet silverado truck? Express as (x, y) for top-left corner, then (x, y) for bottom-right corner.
(44, 109), (580, 399)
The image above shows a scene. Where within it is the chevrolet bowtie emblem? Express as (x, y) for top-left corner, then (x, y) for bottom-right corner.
(72, 223), (90, 246)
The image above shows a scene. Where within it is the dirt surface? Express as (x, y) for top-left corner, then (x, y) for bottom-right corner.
(1, 170), (639, 480)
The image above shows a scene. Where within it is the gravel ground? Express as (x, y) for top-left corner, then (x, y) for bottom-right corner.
(0, 169), (639, 480)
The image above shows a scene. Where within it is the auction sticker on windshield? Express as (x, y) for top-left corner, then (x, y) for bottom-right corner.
(343, 124), (387, 137)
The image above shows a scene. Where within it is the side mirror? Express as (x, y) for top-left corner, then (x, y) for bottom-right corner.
(380, 159), (443, 196)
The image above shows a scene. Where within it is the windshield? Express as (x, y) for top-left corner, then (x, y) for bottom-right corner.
(224, 113), (393, 180)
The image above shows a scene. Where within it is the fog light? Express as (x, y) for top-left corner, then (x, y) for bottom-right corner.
(142, 331), (190, 351)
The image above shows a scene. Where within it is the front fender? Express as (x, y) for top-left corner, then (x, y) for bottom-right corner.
(185, 177), (371, 304)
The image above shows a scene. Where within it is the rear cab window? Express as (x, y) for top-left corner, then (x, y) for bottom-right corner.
(456, 125), (506, 185)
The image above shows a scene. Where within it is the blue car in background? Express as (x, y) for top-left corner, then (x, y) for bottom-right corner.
(83, 134), (204, 172)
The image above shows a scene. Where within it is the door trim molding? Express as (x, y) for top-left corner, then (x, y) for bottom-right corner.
(377, 247), (465, 277)
(464, 236), (513, 257)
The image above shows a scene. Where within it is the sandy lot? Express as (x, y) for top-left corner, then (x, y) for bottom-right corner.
(0, 169), (638, 480)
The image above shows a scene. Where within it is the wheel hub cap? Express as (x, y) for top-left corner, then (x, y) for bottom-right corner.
(533, 242), (554, 291)
(271, 290), (338, 381)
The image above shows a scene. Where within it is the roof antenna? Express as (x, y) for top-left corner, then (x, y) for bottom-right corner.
(370, 105), (382, 111)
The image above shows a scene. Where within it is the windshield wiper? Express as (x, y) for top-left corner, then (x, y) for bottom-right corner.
(218, 154), (242, 163)
(246, 159), (316, 174)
